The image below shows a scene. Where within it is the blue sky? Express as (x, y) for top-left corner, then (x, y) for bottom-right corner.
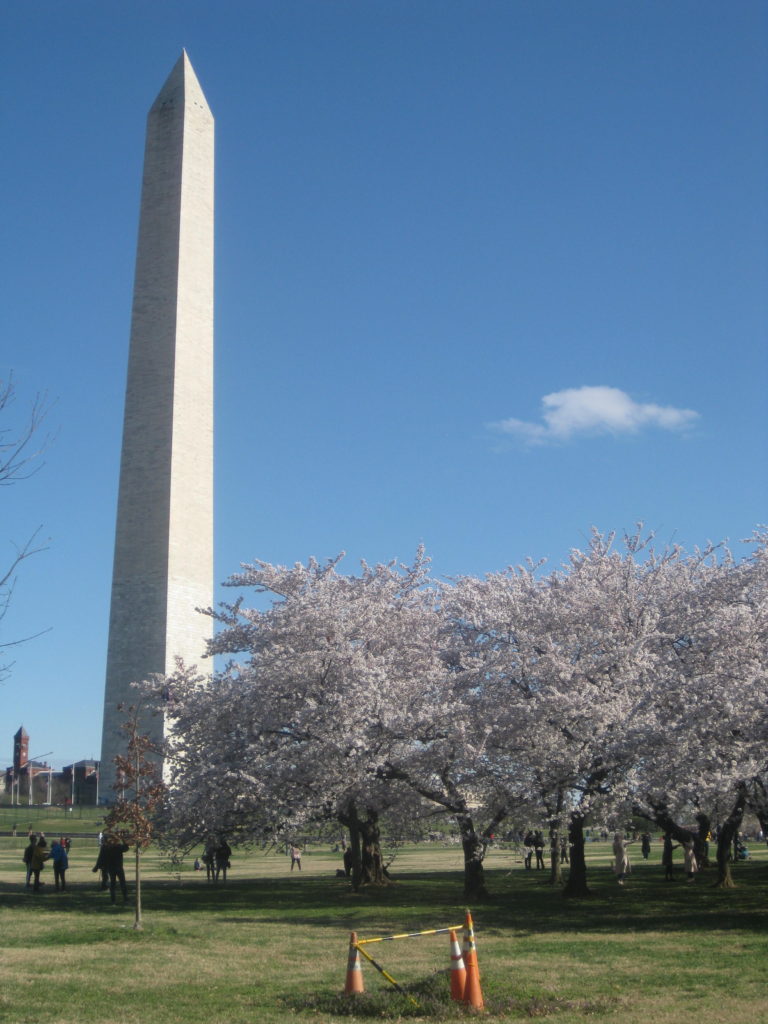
(2, 0), (766, 769)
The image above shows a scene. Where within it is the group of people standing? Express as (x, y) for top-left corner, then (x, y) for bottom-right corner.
(22, 830), (131, 904)
(23, 833), (70, 892)
(517, 828), (701, 885)
(197, 837), (232, 882)
(661, 833), (699, 882)
(522, 830), (547, 869)
(614, 831), (699, 885)
(93, 834), (130, 904)
(522, 830), (570, 868)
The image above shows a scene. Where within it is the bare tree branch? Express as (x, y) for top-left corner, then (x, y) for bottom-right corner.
(1, 374), (54, 681)
(0, 374), (53, 485)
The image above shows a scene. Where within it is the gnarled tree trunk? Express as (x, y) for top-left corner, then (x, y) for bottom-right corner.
(381, 760), (506, 898)
(640, 801), (698, 869)
(454, 813), (487, 899)
(359, 812), (388, 885)
(714, 785), (747, 889)
(747, 778), (768, 841)
(563, 812), (590, 898)
(546, 789), (565, 885)
(548, 826), (563, 885)
(695, 812), (712, 869)
(339, 802), (388, 891)
(346, 809), (364, 892)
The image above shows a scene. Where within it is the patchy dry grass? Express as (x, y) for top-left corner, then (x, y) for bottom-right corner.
(0, 836), (766, 1023)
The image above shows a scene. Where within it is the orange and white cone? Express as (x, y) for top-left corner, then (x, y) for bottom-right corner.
(344, 932), (364, 995)
(448, 928), (467, 1001)
(462, 909), (481, 980)
(462, 910), (484, 1009)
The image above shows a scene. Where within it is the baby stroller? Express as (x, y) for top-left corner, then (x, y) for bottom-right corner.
(734, 839), (750, 861)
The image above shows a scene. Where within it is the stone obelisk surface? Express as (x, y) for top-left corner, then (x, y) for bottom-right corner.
(100, 53), (214, 798)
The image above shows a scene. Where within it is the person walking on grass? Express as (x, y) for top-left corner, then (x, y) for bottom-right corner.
(534, 831), (546, 869)
(523, 831), (534, 869)
(290, 844), (302, 871)
(202, 839), (215, 881)
(51, 838), (69, 891)
(30, 837), (50, 892)
(23, 834), (36, 888)
(612, 832), (635, 885)
(662, 832), (680, 881)
(683, 839), (698, 883)
(214, 837), (232, 883)
(93, 834), (129, 905)
(202, 838), (217, 882)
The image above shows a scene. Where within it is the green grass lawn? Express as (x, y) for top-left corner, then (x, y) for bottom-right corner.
(0, 833), (766, 1023)
(0, 804), (104, 837)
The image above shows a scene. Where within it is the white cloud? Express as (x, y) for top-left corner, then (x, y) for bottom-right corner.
(490, 386), (699, 444)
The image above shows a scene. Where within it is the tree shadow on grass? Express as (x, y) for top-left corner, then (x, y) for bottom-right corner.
(3, 861), (766, 938)
(150, 860), (768, 936)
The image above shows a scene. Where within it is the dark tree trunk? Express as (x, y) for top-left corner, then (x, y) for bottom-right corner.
(715, 833), (736, 889)
(379, 760), (506, 899)
(642, 802), (698, 864)
(714, 786), (747, 889)
(338, 803), (388, 891)
(747, 778), (768, 840)
(345, 808), (364, 892)
(359, 812), (389, 885)
(562, 812), (590, 898)
(695, 812), (712, 869)
(546, 789), (565, 885)
(456, 813), (488, 899)
(548, 825), (563, 885)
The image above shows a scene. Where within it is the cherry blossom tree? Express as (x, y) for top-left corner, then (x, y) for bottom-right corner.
(445, 529), (724, 896)
(161, 550), (446, 889)
(156, 526), (767, 901)
(379, 598), (532, 896)
(631, 532), (768, 886)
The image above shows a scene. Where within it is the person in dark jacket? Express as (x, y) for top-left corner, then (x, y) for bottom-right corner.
(214, 838), (232, 883)
(534, 831), (546, 869)
(343, 846), (353, 877)
(202, 838), (216, 882)
(93, 835), (130, 904)
(662, 832), (679, 881)
(523, 831), (534, 869)
(23, 835), (36, 888)
(51, 839), (69, 891)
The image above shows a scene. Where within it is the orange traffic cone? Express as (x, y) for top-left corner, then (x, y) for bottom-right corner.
(462, 910), (484, 1009)
(344, 932), (364, 995)
(448, 928), (467, 1001)
(462, 909), (481, 980)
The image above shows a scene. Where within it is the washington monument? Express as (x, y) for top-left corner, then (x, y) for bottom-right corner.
(100, 52), (214, 797)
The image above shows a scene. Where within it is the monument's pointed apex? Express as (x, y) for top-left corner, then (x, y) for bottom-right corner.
(149, 50), (212, 117)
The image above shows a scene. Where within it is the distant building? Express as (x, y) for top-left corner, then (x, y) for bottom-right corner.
(13, 725), (28, 769)
(58, 761), (100, 806)
(3, 727), (99, 806)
